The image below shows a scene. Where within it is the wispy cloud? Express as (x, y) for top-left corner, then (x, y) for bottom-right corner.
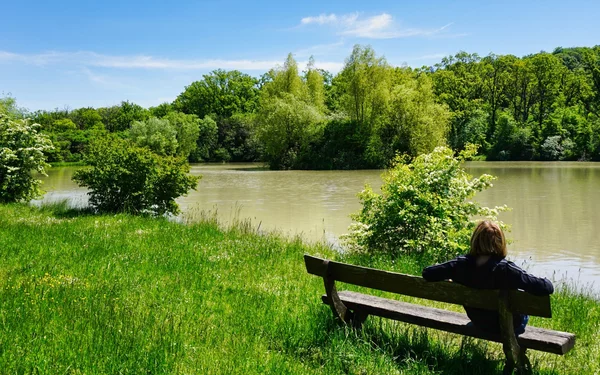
(299, 12), (461, 39)
(294, 40), (345, 58)
(0, 50), (343, 72)
(0, 50), (280, 70)
(80, 67), (137, 90)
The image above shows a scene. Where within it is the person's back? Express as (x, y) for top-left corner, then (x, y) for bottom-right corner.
(422, 221), (554, 334)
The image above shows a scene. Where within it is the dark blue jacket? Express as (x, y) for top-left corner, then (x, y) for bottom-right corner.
(422, 255), (554, 333)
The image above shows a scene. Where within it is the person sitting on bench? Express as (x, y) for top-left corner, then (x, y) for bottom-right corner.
(422, 220), (554, 335)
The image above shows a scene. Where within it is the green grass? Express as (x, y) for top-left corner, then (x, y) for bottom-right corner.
(0, 203), (598, 374)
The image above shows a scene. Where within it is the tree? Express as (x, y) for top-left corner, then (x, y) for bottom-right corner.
(0, 95), (24, 118)
(304, 56), (326, 111)
(174, 70), (259, 119)
(0, 111), (53, 202)
(69, 107), (104, 130)
(73, 136), (199, 215)
(384, 73), (449, 157)
(344, 145), (506, 261)
(216, 113), (260, 162)
(191, 116), (218, 162)
(260, 53), (308, 102)
(129, 117), (178, 156)
(163, 112), (201, 158)
(336, 45), (391, 126)
(99, 101), (149, 132)
(258, 93), (324, 169)
(149, 102), (174, 118)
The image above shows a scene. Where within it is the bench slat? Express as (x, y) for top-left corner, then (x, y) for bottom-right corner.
(305, 255), (552, 318)
(323, 291), (575, 355)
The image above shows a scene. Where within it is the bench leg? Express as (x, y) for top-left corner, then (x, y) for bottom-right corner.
(351, 309), (369, 329)
(502, 346), (531, 374)
(323, 260), (352, 325)
(499, 291), (531, 374)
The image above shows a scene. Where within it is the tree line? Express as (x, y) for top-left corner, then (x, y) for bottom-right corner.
(17, 44), (600, 168)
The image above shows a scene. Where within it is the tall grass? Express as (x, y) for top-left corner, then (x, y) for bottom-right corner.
(0, 203), (597, 374)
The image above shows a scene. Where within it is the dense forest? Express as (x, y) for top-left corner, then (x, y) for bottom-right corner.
(11, 44), (600, 168)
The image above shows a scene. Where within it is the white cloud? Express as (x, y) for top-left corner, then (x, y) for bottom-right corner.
(0, 50), (344, 73)
(301, 13), (339, 25)
(298, 12), (459, 39)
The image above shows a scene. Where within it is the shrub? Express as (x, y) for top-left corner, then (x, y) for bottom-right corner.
(344, 145), (507, 261)
(0, 111), (53, 203)
(73, 136), (200, 215)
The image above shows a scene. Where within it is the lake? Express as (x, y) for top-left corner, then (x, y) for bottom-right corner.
(37, 162), (600, 291)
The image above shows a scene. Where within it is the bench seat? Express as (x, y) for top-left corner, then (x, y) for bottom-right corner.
(322, 291), (575, 355)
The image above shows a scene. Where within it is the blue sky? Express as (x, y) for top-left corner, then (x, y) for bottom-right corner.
(1, 0), (599, 111)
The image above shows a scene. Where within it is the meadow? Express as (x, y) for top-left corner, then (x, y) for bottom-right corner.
(0, 203), (598, 374)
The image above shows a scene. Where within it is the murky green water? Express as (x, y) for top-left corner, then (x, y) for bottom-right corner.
(37, 162), (600, 290)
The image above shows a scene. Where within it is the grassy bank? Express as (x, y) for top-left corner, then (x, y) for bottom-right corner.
(0, 204), (598, 374)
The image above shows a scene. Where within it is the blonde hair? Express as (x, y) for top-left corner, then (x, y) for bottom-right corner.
(470, 221), (507, 257)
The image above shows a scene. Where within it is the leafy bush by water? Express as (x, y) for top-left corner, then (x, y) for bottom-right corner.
(73, 136), (200, 215)
(344, 145), (507, 260)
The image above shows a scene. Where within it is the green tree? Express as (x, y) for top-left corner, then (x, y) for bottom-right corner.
(258, 93), (324, 169)
(0, 111), (54, 202)
(129, 117), (178, 156)
(217, 113), (260, 162)
(261, 53), (308, 100)
(174, 70), (259, 119)
(69, 107), (104, 130)
(304, 56), (326, 111)
(99, 101), (148, 132)
(73, 136), (199, 215)
(149, 102), (174, 118)
(163, 112), (201, 158)
(190, 116), (218, 162)
(336, 45), (391, 126)
(384, 73), (449, 158)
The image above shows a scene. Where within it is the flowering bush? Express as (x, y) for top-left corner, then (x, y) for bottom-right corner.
(344, 145), (508, 261)
(0, 112), (53, 203)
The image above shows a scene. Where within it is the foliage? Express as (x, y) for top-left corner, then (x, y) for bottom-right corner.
(262, 53), (307, 100)
(13, 44), (600, 168)
(344, 145), (507, 260)
(336, 45), (391, 126)
(174, 69), (259, 119)
(382, 73), (449, 159)
(99, 101), (149, 132)
(304, 56), (326, 112)
(0, 111), (53, 202)
(73, 136), (199, 215)
(258, 93), (324, 169)
(432, 47), (600, 161)
(129, 117), (178, 156)
(216, 113), (260, 162)
(190, 115), (218, 162)
(69, 107), (105, 130)
(0, 95), (24, 118)
(163, 112), (201, 158)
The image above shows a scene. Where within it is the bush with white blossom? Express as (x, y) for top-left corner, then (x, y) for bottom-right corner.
(344, 145), (508, 261)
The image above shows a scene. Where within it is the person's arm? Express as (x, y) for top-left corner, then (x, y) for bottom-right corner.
(503, 261), (554, 295)
(422, 258), (461, 282)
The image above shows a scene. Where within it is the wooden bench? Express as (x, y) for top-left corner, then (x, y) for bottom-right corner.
(304, 255), (576, 374)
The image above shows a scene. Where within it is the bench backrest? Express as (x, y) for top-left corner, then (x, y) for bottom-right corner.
(304, 255), (551, 318)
